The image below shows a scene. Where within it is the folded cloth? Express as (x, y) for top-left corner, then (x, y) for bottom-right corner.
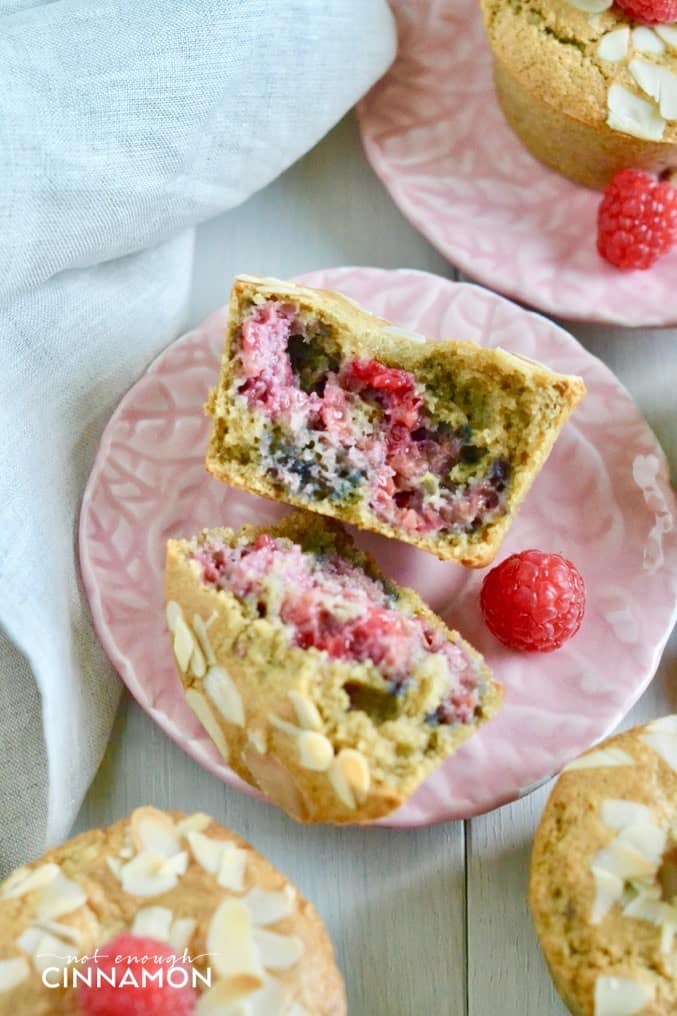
(0, 0), (396, 874)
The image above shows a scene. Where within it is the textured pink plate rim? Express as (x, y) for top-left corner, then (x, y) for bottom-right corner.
(357, 0), (677, 327)
(79, 267), (677, 827)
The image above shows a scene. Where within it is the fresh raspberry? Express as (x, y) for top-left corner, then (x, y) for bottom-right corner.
(614, 0), (677, 23)
(480, 550), (585, 653)
(348, 358), (416, 395)
(77, 934), (196, 1016)
(597, 169), (677, 270)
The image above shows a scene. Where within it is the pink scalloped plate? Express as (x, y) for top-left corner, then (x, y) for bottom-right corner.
(357, 0), (677, 326)
(79, 267), (677, 826)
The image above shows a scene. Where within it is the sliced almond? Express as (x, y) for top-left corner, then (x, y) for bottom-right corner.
(247, 730), (267, 754)
(328, 756), (356, 810)
(130, 807), (181, 858)
(594, 975), (653, 1015)
(165, 601), (183, 633)
(607, 82), (666, 141)
(16, 928), (42, 954)
(335, 748), (370, 803)
(632, 26), (665, 54)
(190, 642), (207, 679)
(120, 848), (188, 897)
(598, 27), (630, 62)
(2, 863), (59, 899)
(601, 800), (653, 831)
(287, 691), (323, 732)
(169, 916), (197, 952)
(565, 747), (634, 772)
(173, 616), (196, 672)
(194, 975), (261, 1013)
(176, 813), (212, 838)
(641, 729), (677, 772)
(33, 920), (82, 948)
(594, 840), (656, 881)
(206, 898), (264, 983)
(0, 957), (30, 993)
(187, 832), (247, 891)
(185, 689), (229, 762)
(252, 927), (304, 969)
(243, 886), (296, 926)
(590, 868), (624, 924)
(297, 731), (334, 772)
(629, 59), (677, 120)
(623, 893), (672, 925)
(192, 614), (217, 666)
(34, 871), (87, 921)
(205, 666), (245, 727)
(25, 931), (75, 975)
(269, 714), (301, 737)
(656, 25), (677, 49)
(617, 822), (666, 865)
(131, 905), (173, 940)
(243, 750), (308, 822)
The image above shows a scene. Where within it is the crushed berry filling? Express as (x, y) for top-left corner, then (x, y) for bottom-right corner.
(233, 301), (510, 535)
(193, 535), (481, 725)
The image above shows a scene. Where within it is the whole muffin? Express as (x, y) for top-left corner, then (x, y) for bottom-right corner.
(480, 0), (677, 189)
(530, 716), (677, 1015)
(0, 806), (346, 1015)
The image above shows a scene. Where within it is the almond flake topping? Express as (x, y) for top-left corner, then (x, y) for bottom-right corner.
(632, 27), (665, 54)
(130, 806), (181, 857)
(598, 27), (630, 62)
(185, 689), (230, 762)
(594, 975), (653, 1015)
(205, 666), (245, 727)
(207, 898), (264, 984)
(187, 832), (247, 891)
(297, 731), (334, 772)
(172, 615), (196, 673)
(641, 714), (677, 772)
(564, 747), (634, 772)
(656, 24), (677, 49)
(176, 813), (212, 837)
(592, 796), (677, 949)
(2, 864), (60, 899)
(607, 83), (666, 141)
(117, 848), (188, 897)
(287, 690), (323, 732)
(0, 957), (30, 994)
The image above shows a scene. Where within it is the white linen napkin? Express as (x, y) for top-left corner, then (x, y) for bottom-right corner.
(0, 0), (396, 874)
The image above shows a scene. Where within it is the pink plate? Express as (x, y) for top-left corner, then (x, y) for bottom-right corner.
(357, 0), (677, 327)
(79, 267), (677, 826)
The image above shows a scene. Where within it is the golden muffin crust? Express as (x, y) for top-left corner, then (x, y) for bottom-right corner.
(165, 512), (501, 825)
(205, 275), (584, 568)
(0, 808), (346, 1015)
(481, 0), (677, 187)
(530, 717), (677, 1015)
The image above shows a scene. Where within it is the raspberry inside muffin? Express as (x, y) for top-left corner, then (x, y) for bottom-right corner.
(233, 300), (510, 537)
(206, 276), (585, 567)
(165, 512), (502, 823)
(193, 531), (480, 727)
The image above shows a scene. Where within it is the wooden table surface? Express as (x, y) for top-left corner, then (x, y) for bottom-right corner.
(75, 114), (677, 1016)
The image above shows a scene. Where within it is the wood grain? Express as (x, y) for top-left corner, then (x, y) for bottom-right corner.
(75, 114), (677, 1015)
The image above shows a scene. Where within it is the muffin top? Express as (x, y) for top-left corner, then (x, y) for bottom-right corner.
(0, 807), (346, 1015)
(529, 716), (677, 1016)
(481, 0), (677, 143)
